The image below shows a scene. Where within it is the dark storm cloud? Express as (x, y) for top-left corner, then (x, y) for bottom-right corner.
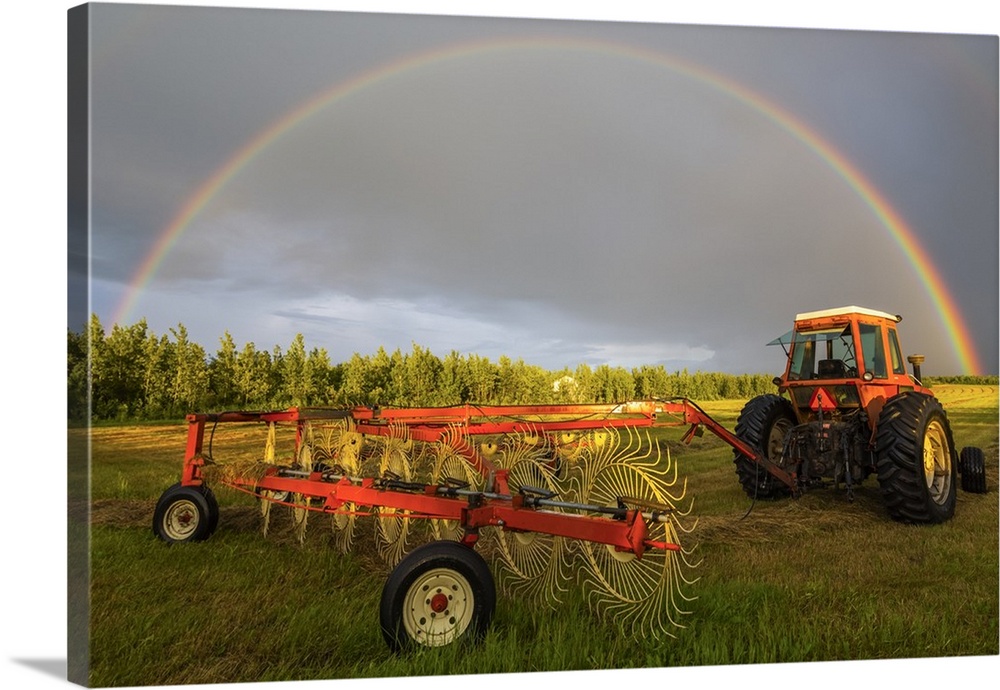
(86, 3), (998, 375)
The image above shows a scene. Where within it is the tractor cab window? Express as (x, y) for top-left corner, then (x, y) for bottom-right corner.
(784, 325), (858, 381)
(859, 324), (888, 379)
(887, 329), (906, 375)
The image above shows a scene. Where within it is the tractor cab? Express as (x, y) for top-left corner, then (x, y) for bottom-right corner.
(768, 306), (929, 422)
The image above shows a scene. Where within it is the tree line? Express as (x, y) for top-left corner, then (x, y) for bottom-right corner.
(77, 314), (951, 422)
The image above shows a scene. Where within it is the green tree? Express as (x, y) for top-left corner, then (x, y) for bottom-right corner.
(209, 331), (239, 409)
(402, 343), (443, 406)
(281, 334), (314, 407)
(339, 353), (369, 405)
(234, 341), (273, 407)
(437, 350), (468, 405)
(573, 363), (596, 403)
(466, 354), (497, 403)
(169, 324), (208, 412)
(308, 346), (334, 405)
(367, 347), (394, 405)
(67, 328), (89, 421)
(142, 332), (174, 417)
(593, 364), (635, 403)
(388, 347), (407, 405)
(92, 318), (148, 419)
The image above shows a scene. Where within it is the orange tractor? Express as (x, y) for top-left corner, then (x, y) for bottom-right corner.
(732, 306), (987, 523)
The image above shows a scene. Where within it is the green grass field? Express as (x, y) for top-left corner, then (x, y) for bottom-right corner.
(79, 386), (999, 686)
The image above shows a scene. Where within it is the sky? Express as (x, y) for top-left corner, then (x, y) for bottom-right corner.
(73, 2), (999, 377)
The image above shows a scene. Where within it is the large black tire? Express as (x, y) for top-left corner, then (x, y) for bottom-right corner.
(152, 483), (219, 543)
(380, 540), (496, 652)
(733, 394), (797, 500)
(959, 446), (988, 494)
(874, 392), (957, 524)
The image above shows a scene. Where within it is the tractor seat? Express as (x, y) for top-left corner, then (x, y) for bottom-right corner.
(817, 359), (848, 378)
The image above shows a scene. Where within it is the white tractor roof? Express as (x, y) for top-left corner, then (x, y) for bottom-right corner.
(794, 306), (902, 322)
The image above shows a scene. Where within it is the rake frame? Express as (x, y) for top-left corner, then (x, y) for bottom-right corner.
(158, 398), (777, 647)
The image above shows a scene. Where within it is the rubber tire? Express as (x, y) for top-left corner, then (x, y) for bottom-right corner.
(733, 394), (797, 500)
(152, 483), (218, 543)
(255, 486), (293, 504)
(959, 446), (988, 494)
(874, 392), (957, 524)
(380, 540), (495, 652)
(201, 484), (220, 536)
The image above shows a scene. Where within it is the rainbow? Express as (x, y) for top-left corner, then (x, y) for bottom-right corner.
(113, 35), (983, 374)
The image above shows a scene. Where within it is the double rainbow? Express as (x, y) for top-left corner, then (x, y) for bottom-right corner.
(112, 36), (983, 374)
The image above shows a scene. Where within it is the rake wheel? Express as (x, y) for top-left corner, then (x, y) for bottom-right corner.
(429, 426), (483, 542)
(259, 422), (279, 536)
(290, 422), (317, 543)
(375, 423), (416, 565)
(572, 428), (699, 637)
(491, 430), (570, 606)
(326, 423), (365, 553)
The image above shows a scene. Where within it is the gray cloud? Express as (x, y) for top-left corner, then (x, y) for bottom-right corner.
(86, 4), (998, 375)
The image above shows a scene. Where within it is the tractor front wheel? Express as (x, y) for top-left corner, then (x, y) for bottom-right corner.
(733, 394), (797, 500)
(152, 483), (218, 543)
(380, 540), (495, 652)
(874, 392), (957, 523)
(959, 446), (988, 494)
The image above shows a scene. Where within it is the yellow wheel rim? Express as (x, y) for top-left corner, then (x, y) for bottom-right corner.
(922, 418), (952, 505)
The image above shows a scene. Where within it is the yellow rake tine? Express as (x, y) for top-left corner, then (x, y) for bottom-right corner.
(570, 425), (699, 637)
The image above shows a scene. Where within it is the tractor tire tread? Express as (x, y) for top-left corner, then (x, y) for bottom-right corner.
(874, 392), (957, 524)
(960, 447), (988, 494)
(733, 394), (796, 500)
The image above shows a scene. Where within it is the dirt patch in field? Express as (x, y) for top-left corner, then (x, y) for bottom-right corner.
(90, 498), (263, 530)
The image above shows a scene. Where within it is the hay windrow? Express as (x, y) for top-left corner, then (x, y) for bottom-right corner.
(202, 457), (277, 488)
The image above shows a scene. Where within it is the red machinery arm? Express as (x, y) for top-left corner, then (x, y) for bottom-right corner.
(350, 399), (795, 492)
(179, 399), (796, 494)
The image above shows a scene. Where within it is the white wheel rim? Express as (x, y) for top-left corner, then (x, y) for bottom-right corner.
(163, 498), (200, 540)
(402, 567), (475, 647)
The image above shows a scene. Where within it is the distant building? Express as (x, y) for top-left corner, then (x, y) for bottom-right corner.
(553, 375), (576, 393)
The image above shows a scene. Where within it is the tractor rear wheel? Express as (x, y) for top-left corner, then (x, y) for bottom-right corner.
(874, 392), (957, 523)
(380, 540), (496, 652)
(152, 483), (218, 543)
(959, 446), (988, 494)
(733, 394), (797, 500)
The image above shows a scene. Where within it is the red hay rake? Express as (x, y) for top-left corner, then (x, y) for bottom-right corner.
(153, 398), (786, 650)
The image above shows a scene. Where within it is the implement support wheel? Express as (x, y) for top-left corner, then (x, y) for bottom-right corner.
(380, 540), (495, 652)
(152, 483), (219, 543)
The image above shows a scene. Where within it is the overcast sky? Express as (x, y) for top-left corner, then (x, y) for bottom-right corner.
(76, 2), (998, 376)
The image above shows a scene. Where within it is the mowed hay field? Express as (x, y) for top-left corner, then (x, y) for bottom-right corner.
(80, 385), (998, 687)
